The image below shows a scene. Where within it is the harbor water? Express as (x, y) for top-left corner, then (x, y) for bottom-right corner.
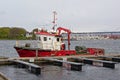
(0, 40), (120, 80)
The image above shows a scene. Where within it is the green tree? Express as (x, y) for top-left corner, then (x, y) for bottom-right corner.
(0, 27), (10, 39)
(32, 28), (38, 39)
(8, 27), (27, 39)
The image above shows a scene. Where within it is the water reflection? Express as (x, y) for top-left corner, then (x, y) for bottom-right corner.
(0, 64), (120, 80)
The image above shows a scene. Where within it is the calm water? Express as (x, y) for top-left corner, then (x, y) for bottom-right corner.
(0, 40), (120, 80)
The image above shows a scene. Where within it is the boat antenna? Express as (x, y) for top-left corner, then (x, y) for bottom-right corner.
(52, 11), (57, 31)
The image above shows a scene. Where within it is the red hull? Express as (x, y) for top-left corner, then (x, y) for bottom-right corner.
(14, 47), (76, 57)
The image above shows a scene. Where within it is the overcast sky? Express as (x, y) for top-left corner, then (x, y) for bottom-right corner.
(0, 0), (120, 32)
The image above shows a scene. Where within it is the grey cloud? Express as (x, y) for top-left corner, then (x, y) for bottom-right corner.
(0, 11), (6, 15)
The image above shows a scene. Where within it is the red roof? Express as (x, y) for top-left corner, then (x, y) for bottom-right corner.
(36, 31), (58, 36)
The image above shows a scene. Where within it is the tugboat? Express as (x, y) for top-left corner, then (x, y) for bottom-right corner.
(14, 12), (104, 57)
(14, 26), (77, 57)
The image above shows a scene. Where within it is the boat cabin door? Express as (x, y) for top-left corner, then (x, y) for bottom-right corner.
(36, 35), (43, 48)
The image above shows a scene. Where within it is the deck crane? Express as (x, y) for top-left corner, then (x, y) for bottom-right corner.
(57, 27), (71, 50)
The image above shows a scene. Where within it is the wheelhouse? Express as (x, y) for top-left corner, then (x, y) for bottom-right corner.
(36, 30), (63, 50)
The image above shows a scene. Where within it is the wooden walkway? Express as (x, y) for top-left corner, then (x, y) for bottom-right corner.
(0, 72), (9, 80)
(0, 54), (120, 79)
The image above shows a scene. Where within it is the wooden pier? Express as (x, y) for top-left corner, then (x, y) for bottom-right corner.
(83, 58), (116, 69)
(44, 58), (83, 71)
(97, 56), (120, 62)
(0, 54), (120, 79)
(0, 72), (9, 80)
(9, 59), (41, 75)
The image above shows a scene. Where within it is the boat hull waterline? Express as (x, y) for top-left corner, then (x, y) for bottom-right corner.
(14, 46), (76, 57)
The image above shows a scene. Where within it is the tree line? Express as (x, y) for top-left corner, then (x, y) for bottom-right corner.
(0, 27), (34, 40)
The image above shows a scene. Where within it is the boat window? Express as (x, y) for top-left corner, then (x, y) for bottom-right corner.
(49, 38), (51, 40)
(44, 37), (47, 41)
(39, 37), (41, 41)
(57, 38), (59, 42)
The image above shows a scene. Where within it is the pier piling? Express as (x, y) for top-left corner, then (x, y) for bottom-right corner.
(44, 58), (83, 71)
(9, 59), (41, 75)
(70, 57), (117, 69)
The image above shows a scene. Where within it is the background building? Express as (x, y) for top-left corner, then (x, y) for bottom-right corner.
(62, 32), (120, 40)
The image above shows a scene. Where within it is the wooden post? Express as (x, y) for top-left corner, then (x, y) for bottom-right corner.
(16, 40), (19, 46)
(36, 49), (38, 59)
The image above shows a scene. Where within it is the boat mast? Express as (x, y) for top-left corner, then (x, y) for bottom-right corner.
(52, 11), (57, 31)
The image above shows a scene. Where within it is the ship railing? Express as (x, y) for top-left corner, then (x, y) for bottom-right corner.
(15, 40), (38, 48)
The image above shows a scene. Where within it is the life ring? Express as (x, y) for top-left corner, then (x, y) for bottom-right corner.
(96, 49), (104, 55)
(98, 49), (104, 55)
